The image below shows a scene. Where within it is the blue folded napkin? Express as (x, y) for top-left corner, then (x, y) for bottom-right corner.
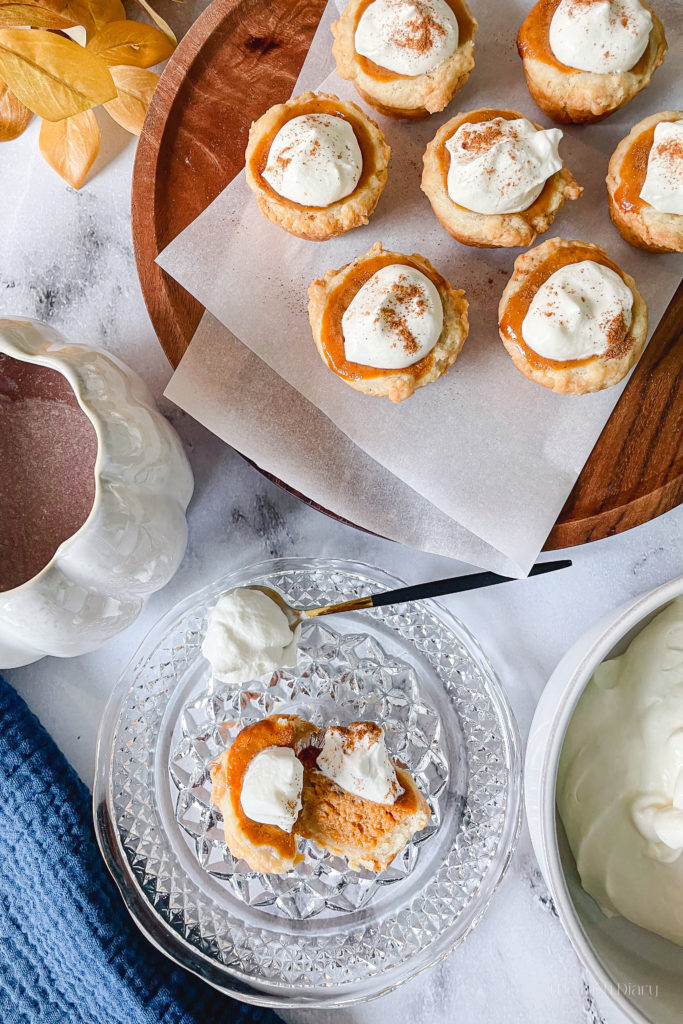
(0, 675), (279, 1024)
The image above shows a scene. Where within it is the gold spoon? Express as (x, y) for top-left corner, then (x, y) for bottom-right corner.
(249, 559), (571, 636)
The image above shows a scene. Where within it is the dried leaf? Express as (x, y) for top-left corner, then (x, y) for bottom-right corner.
(18, 0), (126, 38)
(39, 106), (99, 186)
(83, 0), (125, 32)
(0, 4), (77, 30)
(130, 0), (176, 44)
(0, 28), (116, 120)
(87, 19), (174, 67)
(0, 76), (31, 139)
(103, 63), (157, 134)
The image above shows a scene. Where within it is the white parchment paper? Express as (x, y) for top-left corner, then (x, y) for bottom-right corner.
(160, 0), (682, 575)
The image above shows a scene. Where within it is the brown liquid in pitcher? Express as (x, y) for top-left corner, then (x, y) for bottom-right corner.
(0, 353), (98, 592)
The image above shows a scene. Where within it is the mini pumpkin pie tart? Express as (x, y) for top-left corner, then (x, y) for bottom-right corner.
(498, 237), (648, 394)
(517, 0), (667, 124)
(210, 714), (318, 874)
(607, 111), (683, 253)
(421, 108), (583, 248)
(331, 0), (477, 120)
(244, 91), (390, 241)
(308, 241), (469, 402)
(297, 722), (431, 872)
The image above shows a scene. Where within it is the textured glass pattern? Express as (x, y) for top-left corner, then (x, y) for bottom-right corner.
(170, 622), (447, 919)
(99, 561), (521, 1005)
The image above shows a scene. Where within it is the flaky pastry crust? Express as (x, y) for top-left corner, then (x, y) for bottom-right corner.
(331, 0), (477, 119)
(498, 237), (648, 394)
(606, 110), (683, 254)
(517, 0), (667, 124)
(421, 108), (583, 248)
(244, 91), (390, 241)
(308, 241), (469, 402)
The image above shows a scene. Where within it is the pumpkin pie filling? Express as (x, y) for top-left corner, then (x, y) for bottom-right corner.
(517, 0), (652, 75)
(319, 251), (444, 382)
(351, 0), (476, 82)
(499, 242), (632, 373)
(248, 96), (379, 211)
(297, 744), (421, 865)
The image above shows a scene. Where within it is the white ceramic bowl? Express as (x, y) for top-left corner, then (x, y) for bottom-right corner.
(526, 574), (683, 1024)
(0, 318), (194, 668)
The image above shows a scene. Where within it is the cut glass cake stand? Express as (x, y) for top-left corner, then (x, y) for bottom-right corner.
(94, 557), (522, 1008)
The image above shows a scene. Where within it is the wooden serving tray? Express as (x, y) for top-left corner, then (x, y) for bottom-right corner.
(132, 0), (683, 550)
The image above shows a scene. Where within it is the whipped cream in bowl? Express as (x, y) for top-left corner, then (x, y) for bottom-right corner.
(640, 119), (683, 215)
(549, 0), (652, 74)
(316, 722), (404, 804)
(263, 113), (362, 207)
(354, 0), (459, 76)
(445, 116), (564, 215)
(342, 264), (443, 369)
(557, 595), (683, 946)
(522, 259), (633, 362)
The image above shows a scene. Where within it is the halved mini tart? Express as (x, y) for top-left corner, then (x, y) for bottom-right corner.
(297, 735), (430, 873)
(210, 714), (317, 874)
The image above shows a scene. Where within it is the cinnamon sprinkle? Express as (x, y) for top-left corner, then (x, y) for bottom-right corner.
(653, 135), (683, 181)
(372, 272), (427, 355)
(458, 121), (508, 155)
(390, 0), (447, 54)
(601, 310), (630, 355)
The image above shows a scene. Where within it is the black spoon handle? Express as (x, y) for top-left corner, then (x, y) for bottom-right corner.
(369, 558), (572, 608)
(305, 559), (572, 618)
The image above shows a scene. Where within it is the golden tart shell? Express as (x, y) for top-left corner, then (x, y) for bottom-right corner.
(498, 237), (648, 394)
(244, 91), (390, 241)
(331, 0), (477, 119)
(607, 110), (683, 254)
(308, 241), (469, 403)
(421, 107), (583, 248)
(517, 0), (667, 124)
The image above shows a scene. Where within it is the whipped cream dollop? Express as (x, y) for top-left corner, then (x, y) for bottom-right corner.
(316, 722), (403, 804)
(557, 596), (683, 946)
(445, 116), (563, 215)
(639, 120), (683, 216)
(549, 0), (652, 74)
(342, 264), (443, 369)
(521, 260), (633, 362)
(201, 587), (298, 685)
(240, 746), (304, 831)
(354, 0), (459, 76)
(263, 113), (362, 207)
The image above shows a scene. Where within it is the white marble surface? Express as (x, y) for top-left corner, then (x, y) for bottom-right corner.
(1, 3), (682, 1021)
